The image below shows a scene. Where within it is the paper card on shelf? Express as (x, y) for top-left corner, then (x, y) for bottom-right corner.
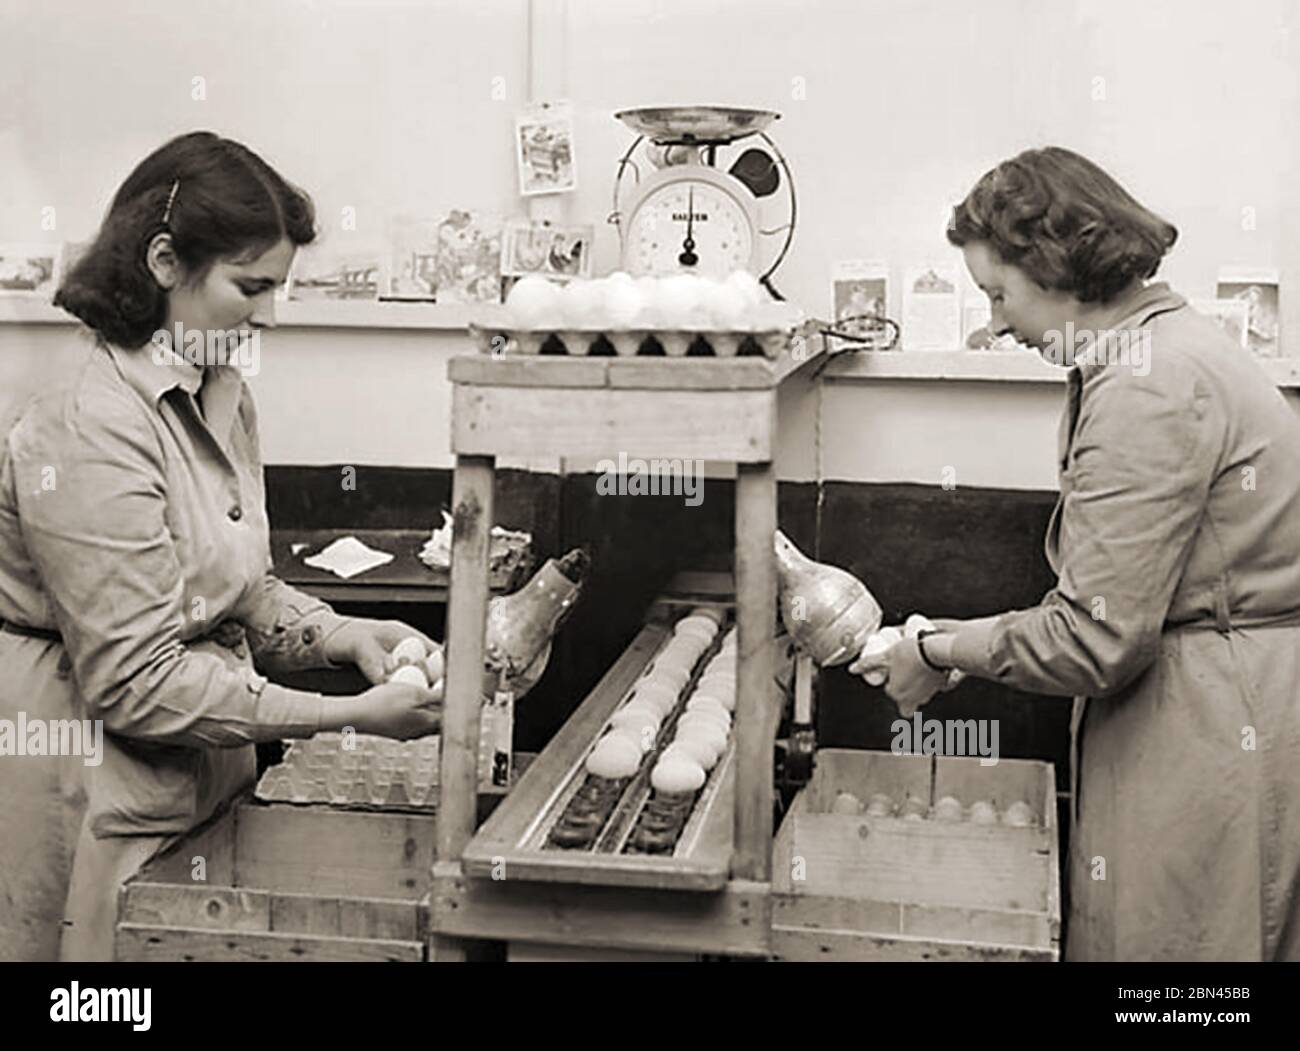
(289, 239), (382, 302)
(501, 218), (593, 281)
(516, 101), (577, 196)
(831, 260), (891, 351)
(1216, 266), (1280, 357)
(302, 536), (394, 579)
(0, 242), (62, 299)
(1190, 297), (1250, 349)
(902, 264), (961, 351)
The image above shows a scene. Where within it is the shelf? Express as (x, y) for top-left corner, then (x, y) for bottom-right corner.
(0, 297), (475, 331)
(823, 349), (1300, 389)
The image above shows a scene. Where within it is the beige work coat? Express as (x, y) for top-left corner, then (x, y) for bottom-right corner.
(956, 284), (1300, 960)
(0, 335), (346, 960)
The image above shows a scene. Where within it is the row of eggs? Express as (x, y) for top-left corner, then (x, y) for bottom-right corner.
(650, 629), (738, 795)
(584, 612), (734, 789)
(505, 270), (789, 333)
(833, 791), (1036, 827)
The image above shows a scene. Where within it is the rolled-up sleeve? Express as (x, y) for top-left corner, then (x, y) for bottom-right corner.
(950, 367), (1215, 697)
(10, 392), (325, 746)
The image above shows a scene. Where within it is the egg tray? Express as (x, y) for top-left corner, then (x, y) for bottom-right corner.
(826, 789), (1040, 828)
(467, 323), (795, 360)
(254, 732), (441, 812)
(540, 618), (731, 857)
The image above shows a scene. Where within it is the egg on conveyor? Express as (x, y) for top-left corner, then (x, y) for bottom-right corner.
(685, 696), (731, 724)
(388, 664), (429, 688)
(391, 636), (428, 668)
(631, 681), (678, 717)
(969, 800), (998, 825)
(677, 711), (730, 737)
(934, 796), (964, 822)
(674, 614), (718, 640)
(651, 755), (706, 794)
(665, 736), (717, 770)
(831, 791), (863, 815)
(505, 274), (563, 330)
(1002, 800), (1035, 827)
(604, 727), (653, 756)
(650, 665), (692, 693)
(586, 733), (642, 779)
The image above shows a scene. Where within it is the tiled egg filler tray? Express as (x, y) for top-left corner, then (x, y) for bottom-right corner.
(543, 609), (736, 854)
(468, 323), (795, 360)
(254, 732), (440, 811)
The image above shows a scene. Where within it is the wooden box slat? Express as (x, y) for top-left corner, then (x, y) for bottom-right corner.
(117, 924), (425, 962)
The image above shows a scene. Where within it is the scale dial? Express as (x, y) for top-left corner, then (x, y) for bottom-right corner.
(623, 169), (757, 279)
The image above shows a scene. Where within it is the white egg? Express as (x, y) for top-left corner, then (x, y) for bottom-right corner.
(667, 735), (718, 769)
(390, 636), (428, 668)
(969, 800), (998, 826)
(1002, 801), (1035, 827)
(934, 796), (964, 822)
(587, 734), (642, 779)
(685, 696), (730, 723)
(631, 681), (678, 717)
(505, 274), (563, 330)
(602, 277), (648, 329)
(649, 665), (691, 693)
(651, 274), (710, 329)
(651, 756), (706, 794)
(559, 279), (607, 328)
(388, 664), (429, 688)
(610, 703), (660, 735)
(724, 270), (764, 308)
(706, 280), (750, 330)
(674, 615), (718, 641)
(676, 716), (729, 747)
(424, 647), (445, 685)
(605, 727), (653, 756)
(865, 793), (894, 817)
(877, 626), (904, 646)
(831, 791), (863, 815)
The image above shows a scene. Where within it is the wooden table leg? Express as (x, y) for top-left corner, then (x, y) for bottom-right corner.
(433, 454), (495, 961)
(733, 461), (777, 883)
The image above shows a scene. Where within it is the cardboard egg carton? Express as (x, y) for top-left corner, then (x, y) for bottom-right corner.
(468, 303), (805, 360)
(254, 732), (440, 811)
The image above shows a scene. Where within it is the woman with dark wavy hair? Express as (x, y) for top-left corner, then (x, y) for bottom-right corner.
(0, 132), (442, 960)
(853, 147), (1300, 961)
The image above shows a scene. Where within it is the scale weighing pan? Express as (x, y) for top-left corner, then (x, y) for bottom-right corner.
(614, 105), (780, 145)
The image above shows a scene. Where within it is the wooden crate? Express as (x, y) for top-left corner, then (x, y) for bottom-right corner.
(771, 749), (1060, 961)
(116, 797), (436, 961)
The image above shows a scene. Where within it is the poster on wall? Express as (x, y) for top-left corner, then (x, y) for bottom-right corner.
(902, 263), (961, 351)
(501, 219), (592, 280)
(0, 243), (62, 299)
(516, 101), (577, 196)
(1216, 266), (1279, 358)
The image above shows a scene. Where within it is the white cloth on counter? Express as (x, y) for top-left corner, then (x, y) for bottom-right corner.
(302, 536), (394, 579)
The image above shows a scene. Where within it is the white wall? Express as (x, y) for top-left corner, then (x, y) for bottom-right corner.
(2, 0), (1296, 490)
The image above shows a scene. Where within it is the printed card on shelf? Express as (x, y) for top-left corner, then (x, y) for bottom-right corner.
(902, 263), (961, 351)
(501, 219), (592, 281)
(0, 242), (62, 299)
(289, 240), (382, 301)
(1216, 266), (1280, 358)
(831, 259), (890, 351)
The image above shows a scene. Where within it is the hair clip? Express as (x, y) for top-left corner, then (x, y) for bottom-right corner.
(162, 179), (180, 226)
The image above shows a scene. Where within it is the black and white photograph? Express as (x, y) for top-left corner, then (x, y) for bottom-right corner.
(0, 0), (1298, 1022)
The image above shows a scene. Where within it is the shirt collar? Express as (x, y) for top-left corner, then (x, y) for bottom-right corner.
(1073, 281), (1186, 382)
(107, 341), (204, 403)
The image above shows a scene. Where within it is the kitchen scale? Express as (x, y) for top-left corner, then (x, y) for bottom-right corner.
(610, 105), (796, 287)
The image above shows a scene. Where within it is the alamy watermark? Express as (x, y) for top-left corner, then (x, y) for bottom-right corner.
(1041, 323), (1151, 377)
(151, 322), (261, 375)
(891, 712), (999, 766)
(0, 712), (103, 766)
(595, 452), (704, 507)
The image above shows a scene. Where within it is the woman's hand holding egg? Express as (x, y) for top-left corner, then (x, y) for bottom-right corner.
(849, 622), (950, 717)
(324, 617), (440, 686)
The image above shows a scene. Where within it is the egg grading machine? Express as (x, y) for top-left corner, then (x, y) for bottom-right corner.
(431, 323), (828, 960)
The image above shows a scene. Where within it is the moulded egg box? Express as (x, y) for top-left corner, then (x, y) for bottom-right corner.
(474, 328), (785, 359)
